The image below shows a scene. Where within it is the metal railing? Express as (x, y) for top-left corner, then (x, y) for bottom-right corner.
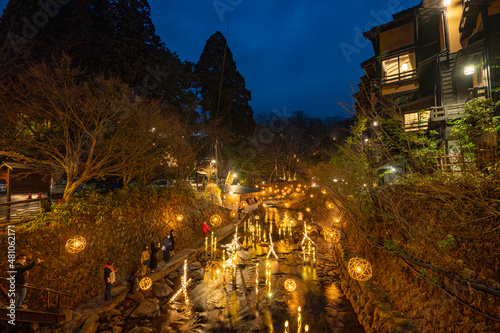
(0, 277), (72, 323)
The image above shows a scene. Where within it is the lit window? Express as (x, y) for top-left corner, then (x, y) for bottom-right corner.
(404, 111), (430, 131)
(381, 53), (416, 83)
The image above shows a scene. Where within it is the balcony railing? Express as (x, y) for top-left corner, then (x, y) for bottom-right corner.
(428, 103), (465, 122)
(374, 69), (417, 86)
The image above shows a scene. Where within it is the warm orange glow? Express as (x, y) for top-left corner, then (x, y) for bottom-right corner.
(65, 236), (86, 253)
(139, 277), (152, 290)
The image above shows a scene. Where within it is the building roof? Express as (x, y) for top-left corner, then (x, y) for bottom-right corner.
(0, 162), (35, 170)
(220, 185), (262, 194)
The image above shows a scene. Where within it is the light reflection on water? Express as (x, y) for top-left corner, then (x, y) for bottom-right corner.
(155, 207), (364, 333)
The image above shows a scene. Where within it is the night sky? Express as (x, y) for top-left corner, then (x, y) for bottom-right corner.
(1, 0), (421, 119)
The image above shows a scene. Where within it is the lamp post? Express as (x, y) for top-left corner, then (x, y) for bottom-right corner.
(208, 159), (216, 182)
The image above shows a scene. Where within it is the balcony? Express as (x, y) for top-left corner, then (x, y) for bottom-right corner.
(428, 103), (465, 122)
(375, 69), (418, 86)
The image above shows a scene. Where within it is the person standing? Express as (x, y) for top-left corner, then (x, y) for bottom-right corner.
(169, 230), (176, 256)
(141, 245), (150, 275)
(202, 222), (210, 240)
(14, 255), (42, 310)
(127, 264), (144, 294)
(149, 239), (160, 273)
(162, 234), (170, 262)
(104, 260), (117, 301)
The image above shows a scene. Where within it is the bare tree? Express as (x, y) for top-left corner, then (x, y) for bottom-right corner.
(0, 56), (187, 202)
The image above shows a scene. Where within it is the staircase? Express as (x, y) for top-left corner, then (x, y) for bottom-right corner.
(440, 53), (458, 105)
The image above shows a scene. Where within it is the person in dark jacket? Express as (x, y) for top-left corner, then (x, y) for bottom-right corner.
(162, 235), (170, 262)
(14, 255), (42, 309)
(104, 260), (118, 301)
(149, 239), (160, 273)
(127, 264), (144, 294)
(169, 230), (176, 255)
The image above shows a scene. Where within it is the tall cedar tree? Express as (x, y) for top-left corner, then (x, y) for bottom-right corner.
(195, 31), (255, 142)
(0, 0), (197, 119)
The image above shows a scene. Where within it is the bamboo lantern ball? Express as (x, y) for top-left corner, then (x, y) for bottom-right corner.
(65, 236), (86, 253)
(284, 278), (297, 292)
(324, 228), (341, 243)
(306, 207), (311, 212)
(175, 214), (184, 222)
(255, 215), (260, 220)
(326, 202), (334, 209)
(230, 211), (238, 218)
(249, 225), (256, 233)
(284, 202), (290, 208)
(139, 277), (153, 290)
(204, 260), (224, 287)
(348, 257), (372, 281)
(210, 214), (222, 227)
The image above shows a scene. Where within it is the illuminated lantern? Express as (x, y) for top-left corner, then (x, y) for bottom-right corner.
(284, 278), (297, 291)
(310, 194), (314, 198)
(306, 207), (311, 212)
(139, 277), (152, 290)
(326, 202), (334, 209)
(175, 214), (184, 222)
(210, 214), (222, 227)
(230, 211), (238, 218)
(204, 260), (224, 287)
(321, 190), (326, 195)
(284, 202), (290, 208)
(65, 236), (86, 253)
(255, 215), (260, 220)
(324, 228), (341, 243)
(249, 225), (255, 232)
(348, 257), (372, 281)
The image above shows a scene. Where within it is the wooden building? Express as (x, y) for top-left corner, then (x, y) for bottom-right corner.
(355, 0), (500, 158)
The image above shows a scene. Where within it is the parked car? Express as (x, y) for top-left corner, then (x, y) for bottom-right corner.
(0, 179), (6, 193)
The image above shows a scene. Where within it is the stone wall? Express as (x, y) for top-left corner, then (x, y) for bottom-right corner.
(330, 233), (417, 333)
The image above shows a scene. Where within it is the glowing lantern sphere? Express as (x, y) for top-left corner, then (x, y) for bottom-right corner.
(204, 260), (224, 287)
(284, 278), (297, 291)
(139, 277), (152, 290)
(326, 202), (334, 209)
(348, 257), (372, 281)
(230, 211), (238, 218)
(175, 214), (184, 222)
(324, 228), (341, 243)
(249, 225), (256, 232)
(65, 236), (86, 253)
(284, 202), (290, 208)
(210, 214), (222, 227)
(306, 207), (311, 212)
(255, 215), (260, 220)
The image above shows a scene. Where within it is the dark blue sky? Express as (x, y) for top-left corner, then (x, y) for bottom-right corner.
(1, 0), (421, 119)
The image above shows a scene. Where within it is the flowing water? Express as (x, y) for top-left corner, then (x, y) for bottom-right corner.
(151, 207), (365, 333)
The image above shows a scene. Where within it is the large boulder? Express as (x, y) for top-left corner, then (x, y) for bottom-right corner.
(152, 283), (173, 298)
(80, 313), (100, 333)
(191, 269), (203, 280)
(189, 261), (202, 270)
(130, 300), (160, 318)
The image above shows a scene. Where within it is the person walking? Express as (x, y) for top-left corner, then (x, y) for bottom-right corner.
(127, 264), (144, 294)
(202, 222), (210, 240)
(104, 260), (118, 301)
(14, 255), (42, 310)
(162, 234), (170, 262)
(141, 245), (150, 275)
(149, 239), (160, 273)
(169, 230), (176, 256)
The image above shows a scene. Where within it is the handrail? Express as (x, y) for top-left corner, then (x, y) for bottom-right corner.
(0, 198), (48, 207)
(0, 278), (72, 297)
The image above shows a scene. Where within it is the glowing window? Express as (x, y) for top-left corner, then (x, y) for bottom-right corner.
(404, 111), (430, 131)
(381, 53), (416, 83)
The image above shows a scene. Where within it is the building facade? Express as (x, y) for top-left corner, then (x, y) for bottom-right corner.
(355, 0), (500, 161)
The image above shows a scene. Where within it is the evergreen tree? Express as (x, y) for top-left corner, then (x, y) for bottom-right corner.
(195, 31), (255, 141)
